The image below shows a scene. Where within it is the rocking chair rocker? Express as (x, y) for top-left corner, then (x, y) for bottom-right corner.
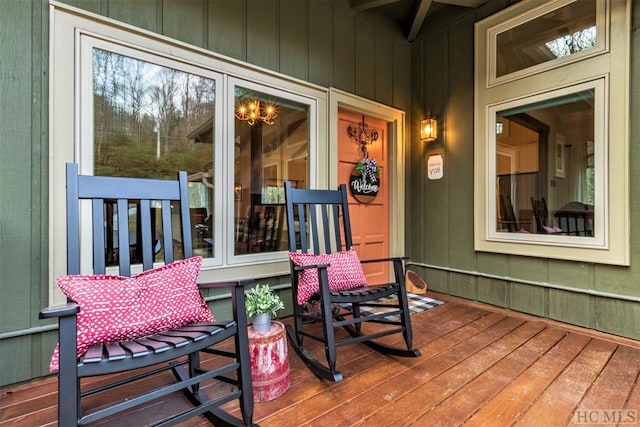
(284, 181), (420, 382)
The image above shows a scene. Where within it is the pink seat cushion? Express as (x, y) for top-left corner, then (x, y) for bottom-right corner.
(289, 248), (367, 305)
(49, 256), (212, 371)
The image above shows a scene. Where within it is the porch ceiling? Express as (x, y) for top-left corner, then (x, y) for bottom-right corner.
(351, 0), (487, 41)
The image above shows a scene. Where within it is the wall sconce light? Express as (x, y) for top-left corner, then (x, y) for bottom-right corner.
(420, 117), (438, 142)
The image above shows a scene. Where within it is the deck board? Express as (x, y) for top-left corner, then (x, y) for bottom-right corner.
(464, 332), (592, 427)
(515, 338), (618, 426)
(422, 326), (569, 427)
(2, 292), (640, 426)
(361, 317), (533, 426)
(573, 345), (640, 413)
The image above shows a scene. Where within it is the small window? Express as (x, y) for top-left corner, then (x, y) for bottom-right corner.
(488, 0), (605, 86)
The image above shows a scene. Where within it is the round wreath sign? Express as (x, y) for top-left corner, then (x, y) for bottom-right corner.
(350, 157), (381, 204)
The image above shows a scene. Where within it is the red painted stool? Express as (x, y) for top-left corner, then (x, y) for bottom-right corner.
(248, 320), (290, 402)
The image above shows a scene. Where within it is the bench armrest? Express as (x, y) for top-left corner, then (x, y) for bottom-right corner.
(39, 302), (79, 319)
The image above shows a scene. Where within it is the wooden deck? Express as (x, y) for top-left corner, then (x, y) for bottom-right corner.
(2, 292), (640, 426)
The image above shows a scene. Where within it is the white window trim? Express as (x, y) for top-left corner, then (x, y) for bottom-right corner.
(474, 0), (630, 265)
(49, 2), (328, 304)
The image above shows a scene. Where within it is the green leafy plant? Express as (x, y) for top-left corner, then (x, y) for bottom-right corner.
(245, 284), (285, 318)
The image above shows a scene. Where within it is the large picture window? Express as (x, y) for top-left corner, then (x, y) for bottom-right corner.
(79, 40), (319, 267)
(49, 5), (327, 303)
(489, 81), (604, 246)
(474, 0), (630, 265)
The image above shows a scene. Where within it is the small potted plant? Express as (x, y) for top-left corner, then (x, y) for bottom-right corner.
(246, 284), (285, 333)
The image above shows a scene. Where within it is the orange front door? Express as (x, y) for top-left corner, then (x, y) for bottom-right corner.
(337, 109), (389, 285)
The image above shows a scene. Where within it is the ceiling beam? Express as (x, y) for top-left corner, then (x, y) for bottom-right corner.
(407, 0), (433, 42)
(351, 0), (402, 12)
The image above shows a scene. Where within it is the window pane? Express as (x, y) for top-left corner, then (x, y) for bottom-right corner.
(495, 89), (595, 237)
(496, 0), (597, 78)
(233, 87), (309, 255)
(92, 48), (216, 262)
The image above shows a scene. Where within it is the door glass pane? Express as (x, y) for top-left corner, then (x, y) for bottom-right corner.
(496, 0), (597, 78)
(92, 48), (216, 262)
(495, 89), (595, 237)
(233, 87), (309, 255)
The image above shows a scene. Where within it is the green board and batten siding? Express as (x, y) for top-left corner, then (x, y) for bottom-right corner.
(0, 0), (50, 387)
(0, 0), (411, 387)
(1, 0), (639, 388)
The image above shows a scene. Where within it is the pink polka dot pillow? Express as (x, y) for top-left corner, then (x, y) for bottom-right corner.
(289, 248), (367, 305)
(49, 256), (212, 372)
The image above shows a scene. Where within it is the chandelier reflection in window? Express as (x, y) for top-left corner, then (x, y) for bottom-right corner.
(235, 99), (277, 125)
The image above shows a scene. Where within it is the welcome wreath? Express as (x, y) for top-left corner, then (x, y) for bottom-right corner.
(350, 156), (381, 204)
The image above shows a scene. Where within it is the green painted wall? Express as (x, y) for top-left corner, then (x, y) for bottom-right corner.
(409, 0), (640, 340)
(0, 0), (51, 388)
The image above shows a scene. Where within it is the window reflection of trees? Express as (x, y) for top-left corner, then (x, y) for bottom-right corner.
(92, 48), (216, 261)
(545, 26), (596, 58)
(92, 48), (215, 180)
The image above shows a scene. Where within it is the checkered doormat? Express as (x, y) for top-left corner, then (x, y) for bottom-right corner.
(342, 292), (444, 322)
